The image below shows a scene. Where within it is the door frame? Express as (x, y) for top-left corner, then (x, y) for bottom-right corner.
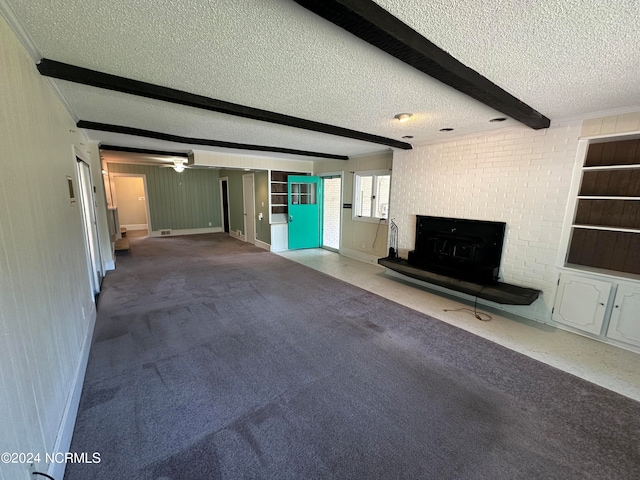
(319, 172), (343, 252)
(109, 173), (151, 234)
(74, 147), (103, 296)
(242, 173), (255, 244)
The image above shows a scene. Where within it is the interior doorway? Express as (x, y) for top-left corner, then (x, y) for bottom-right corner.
(111, 175), (150, 236)
(220, 177), (230, 233)
(76, 155), (103, 296)
(242, 173), (255, 244)
(321, 175), (342, 251)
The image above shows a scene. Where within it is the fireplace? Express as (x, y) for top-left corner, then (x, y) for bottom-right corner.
(407, 215), (506, 284)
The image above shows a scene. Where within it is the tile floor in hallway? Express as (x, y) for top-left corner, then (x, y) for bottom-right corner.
(278, 248), (640, 402)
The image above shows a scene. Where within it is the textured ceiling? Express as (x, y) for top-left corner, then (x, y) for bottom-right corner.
(3, 0), (640, 163)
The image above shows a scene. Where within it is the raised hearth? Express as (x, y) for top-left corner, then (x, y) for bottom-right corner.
(378, 257), (541, 305)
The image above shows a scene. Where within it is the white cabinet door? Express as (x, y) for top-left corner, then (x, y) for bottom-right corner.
(606, 285), (640, 347)
(552, 274), (612, 335)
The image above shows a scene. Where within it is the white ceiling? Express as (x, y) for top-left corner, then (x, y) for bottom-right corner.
(3, 0), (640, 163)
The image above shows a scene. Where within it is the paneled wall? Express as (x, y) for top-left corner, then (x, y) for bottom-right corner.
(107, 163), (221, 232)
(0, 16), (98, 479)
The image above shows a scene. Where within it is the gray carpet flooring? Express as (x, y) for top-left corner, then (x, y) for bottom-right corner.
(65, 233), (640, 479)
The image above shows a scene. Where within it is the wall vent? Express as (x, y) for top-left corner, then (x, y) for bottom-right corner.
(160, 230), (171, 236)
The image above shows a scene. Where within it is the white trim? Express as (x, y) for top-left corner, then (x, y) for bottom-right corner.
(556, 131), (640, 269)
(229, 229), (246, 241)
(319, 173), (343, 250)
(352, 169), (391, 222)
(120, 223), (148, 231)
(558, 105), (640, 124)
(339, 246), (383, 265)
(254, 238), (271, 251)
(242, 173), (256, 245)
(579, 130), (640, 142)
(556, 138), (589, 267)
(149, 227), (222, 237)
(74, 146), (104, 294)
(48, 303), (97, 480)
(108, 173), (152, 233)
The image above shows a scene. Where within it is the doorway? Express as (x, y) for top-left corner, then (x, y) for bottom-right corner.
(220, 177), (230, 233)
(112, 175), (149, 236)
(242, 174), (255, 244)
(321, 175), (342, 251)
(76, 155), (103, 296)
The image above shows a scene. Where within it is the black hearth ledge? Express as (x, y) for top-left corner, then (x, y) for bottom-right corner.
(378, 257), (541, 306)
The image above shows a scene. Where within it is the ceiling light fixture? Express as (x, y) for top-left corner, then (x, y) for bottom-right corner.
(490, 117), (507, 122)
(439, 128), (454, 132)
(402, 135), (414, 139)
(394, 113), (413, 123)
(169, 160), (186, 173)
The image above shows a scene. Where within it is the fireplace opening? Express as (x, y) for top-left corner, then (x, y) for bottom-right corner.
(408, 215), (506, 285)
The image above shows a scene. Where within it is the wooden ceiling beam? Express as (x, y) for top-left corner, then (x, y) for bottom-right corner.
(38, 58), (412, 151)
(294, 0), (550, 130)
(78, 121), (350, 160)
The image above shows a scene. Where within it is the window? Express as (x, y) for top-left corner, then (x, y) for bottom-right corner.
(353, 170), (390, 221)
(564, 137), (640, 276)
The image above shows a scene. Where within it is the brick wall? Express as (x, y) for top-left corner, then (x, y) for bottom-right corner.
(390, 120), (583, 321)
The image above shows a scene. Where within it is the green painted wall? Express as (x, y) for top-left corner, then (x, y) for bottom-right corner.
(254, 170), (271, 244)
(219, 169), (245, 235)
(108, 163), (221, 231)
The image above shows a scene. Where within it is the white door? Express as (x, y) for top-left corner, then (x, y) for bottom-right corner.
(606, 285), (640, 346)
(242, 174), (255, 244)
(552, 273), (612, 335)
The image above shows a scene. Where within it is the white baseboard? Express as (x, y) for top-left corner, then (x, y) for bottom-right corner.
(150, 227), (223, 237)
(120, 223), (148, 231)
(339, 247), (383, 265)
(48, 302), (97, 480)
(229, 230), (246, 242)
(254, 239), (271, 251)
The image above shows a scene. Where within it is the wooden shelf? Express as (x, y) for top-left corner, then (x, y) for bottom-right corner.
(567, 138), (640, 276)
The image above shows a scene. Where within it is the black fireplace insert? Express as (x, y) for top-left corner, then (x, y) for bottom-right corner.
(407, 215), (506, 284)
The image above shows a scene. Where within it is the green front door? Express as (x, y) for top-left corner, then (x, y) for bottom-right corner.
(288, 175), (320, 249)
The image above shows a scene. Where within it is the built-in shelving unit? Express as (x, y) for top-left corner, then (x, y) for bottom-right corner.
(270, 170), (309, 221)
(566, 138), (640, 276)
(270, 171), (290, 216)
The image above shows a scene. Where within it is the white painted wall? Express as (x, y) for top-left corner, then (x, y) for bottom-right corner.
(390, 120), (582, 322)
(0, 16), (100, 479)
(390, 112), (640, 323)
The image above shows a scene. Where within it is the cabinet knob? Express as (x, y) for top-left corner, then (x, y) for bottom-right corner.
(614, 305), (619, 308)
(599, 302), (604, 306)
